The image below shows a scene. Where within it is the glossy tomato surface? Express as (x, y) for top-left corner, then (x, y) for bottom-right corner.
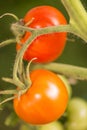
(16, 6), (67, 63)
(13, 69), (68, 125)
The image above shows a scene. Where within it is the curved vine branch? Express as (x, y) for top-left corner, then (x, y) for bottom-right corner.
(0, 39), (16, 48)
(0, 13), (19, 21)
(1, 0), (87, 90)
(32, 63), (87, 80)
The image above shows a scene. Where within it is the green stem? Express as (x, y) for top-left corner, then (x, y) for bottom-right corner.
(13, 34), (36, 89)
(0, 88), (28, 105)
(13, 21), (87, 42)
(0, 96), (16, 106)
(3, 0), (87, 89)
(61, 0), (87, 42)
(26, 58), (37, 87)
(12, 24), (71, 33)
(62, 0), (87, 25)
(17, 56), (25, 82)
(32, 63), (87, 80)
(0, 90), (18, 95)
(2, 77), (14, 84)
(13, 51), (25, 88)
(0, 39), (16, 48)
(0, 13), (19, 21)
(13, 24), (78, 37)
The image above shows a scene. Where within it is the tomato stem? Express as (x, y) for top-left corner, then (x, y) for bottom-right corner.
(12, 23), (76, 36)
(2, 77), (14, 84)
(12, 21), (87, 42)
(1, 0), (87, 90)
(26, 58), (37, 87)
(0, 88), (29, 105)
(0, 96), (16, 106)
(12, 34), (36, 89)
(0, 13), (19, 21)
(0, 39), (16, 48)
(61, 0), (87, 42)
(62, 0), (87, 25)
(32, 63), (87, 80)
(11, 25), (87, 89)
(2, 35), (37, 89)
(0, 90), (18, 95)
(13, 52), (25, 88)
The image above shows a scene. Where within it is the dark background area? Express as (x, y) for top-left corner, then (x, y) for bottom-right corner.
(0, 0), (87, 129)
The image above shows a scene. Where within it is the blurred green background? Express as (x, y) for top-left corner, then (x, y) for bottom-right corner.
(0, 0), (87, 129)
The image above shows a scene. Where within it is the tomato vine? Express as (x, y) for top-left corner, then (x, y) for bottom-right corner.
(0, 0), (87, 100)
(0, 0), (87, 126)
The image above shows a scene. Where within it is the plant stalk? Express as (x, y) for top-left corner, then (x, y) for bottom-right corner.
(61, 0), (87, 42)
(32, 63), (87, 80)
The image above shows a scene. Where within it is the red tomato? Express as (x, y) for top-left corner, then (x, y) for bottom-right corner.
(13, 69), (68, 125)
(16, 6), (67, 63)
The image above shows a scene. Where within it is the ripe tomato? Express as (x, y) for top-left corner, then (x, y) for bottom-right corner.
(16, 6), (67, 63)
(13, 69), (68, 125)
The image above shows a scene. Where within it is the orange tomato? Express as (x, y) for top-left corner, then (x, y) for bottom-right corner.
(13, 69), (68, 125)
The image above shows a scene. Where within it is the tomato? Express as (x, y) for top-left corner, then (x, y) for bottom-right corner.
(66, 120), (87, 130)
(58, 75), (72, 99)
(13, 69), (68, 125)
(19, 124), (31, 130)
(38, 121), (64, 130)
(67, 97), (87, 122)
(16, 6), (67, 63)
(66, 97), (87, 130)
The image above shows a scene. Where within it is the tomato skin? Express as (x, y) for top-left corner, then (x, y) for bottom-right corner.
(16, 6), (67, 63)
(38, 121), (64, 130)
(13, 69), (68, 125)
(66, 98), (87, 130)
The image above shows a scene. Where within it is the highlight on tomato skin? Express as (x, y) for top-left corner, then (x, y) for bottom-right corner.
(13, 69), (69, 125)
(16, 5), (67, 63)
